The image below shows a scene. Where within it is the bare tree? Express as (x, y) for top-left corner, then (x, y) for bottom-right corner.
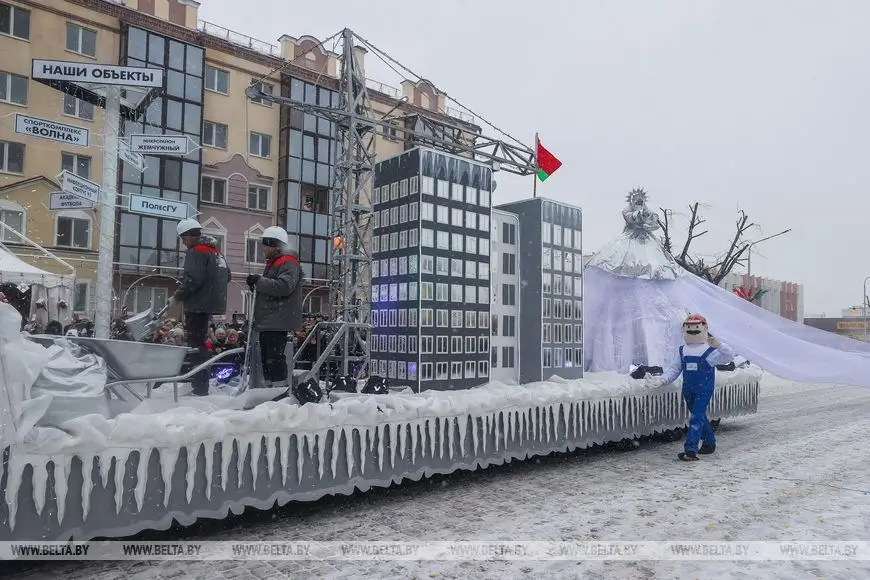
(657, 204), (755, 285)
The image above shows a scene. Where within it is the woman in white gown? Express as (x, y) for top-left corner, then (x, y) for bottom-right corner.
(584, 189), (870, 388)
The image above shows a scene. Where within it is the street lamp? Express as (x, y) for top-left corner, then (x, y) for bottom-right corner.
(746, 229), (792, 277)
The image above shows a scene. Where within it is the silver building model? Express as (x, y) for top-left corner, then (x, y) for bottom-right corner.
(495, 198), (584, 385)
(370, 147), (493, 390)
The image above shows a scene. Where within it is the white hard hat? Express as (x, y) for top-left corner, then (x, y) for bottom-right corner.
(261, 226), (289, 246)
(176, 218), (202, 237)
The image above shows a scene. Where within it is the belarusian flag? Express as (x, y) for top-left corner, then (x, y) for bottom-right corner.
(536, 136), (562, 182)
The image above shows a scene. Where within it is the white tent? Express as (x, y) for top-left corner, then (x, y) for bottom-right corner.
(0, 247), (74, 325)
(0, 247), (73, 289)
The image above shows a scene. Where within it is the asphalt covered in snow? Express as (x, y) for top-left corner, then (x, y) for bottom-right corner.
(5, 376), (870, 579)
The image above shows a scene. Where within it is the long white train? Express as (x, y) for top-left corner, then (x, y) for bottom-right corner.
(0, 369), (760, 541)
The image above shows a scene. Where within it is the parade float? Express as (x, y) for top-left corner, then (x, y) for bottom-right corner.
(0, 190), (765, 542)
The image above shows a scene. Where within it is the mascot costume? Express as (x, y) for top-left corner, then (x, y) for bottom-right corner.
(646, 314), (735, 461)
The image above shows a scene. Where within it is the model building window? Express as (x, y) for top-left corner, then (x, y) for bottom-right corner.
(450, 361), (462, 379)
(464, 336), (476, 354)
(542, 273), (552, 293)
(421, 363), (433, 381)
(436, 362), (449, 380)
(480, 189), (490, 206)
(421, 228), (434, 247)
(436, 283), (448, 301)
(501, 284), (516, 306)
(409, 228), (419, 247)
(436, 309), (449, 327)
(501, 347), (516, 368)
(553, 299), (563, 319)
(450, 310), (462, 328)
(477, 311), (488, 329)
(398, 309), (407, 327)
(542, 323), (551, 343)
(451, 233), (463, 252)
(421, 335), (433, 354)
(420, 308), (433, 326)
(543, 348), (553, 367)
(554, 348), (564, 368)
(464, 285), (476, 304)
(478, 262), (489, 280)
(502, 252), (516, 276)
(399, 204), (408, 223)
(478, 238), (489, 256)
(408, 333), (417, 353)
(502, 222), (516, 245)
(464, 311), (476, 328)
(464, 361), (476, 379)
(408, 254), (418, 274)
(390, 182), (398, 200)
(436, 257), (448, 276)
(399, 178), (408, 197)
(436, 179), (449, 199)
(421, 255), (433, 274)
(409, 201), (419, 221)
(451, 258), (463, 277)
(502, 315), (516, 337)
(436, 205), (448, 223)
(451, 336), (463, 354)
(450, 284), (462, 302)
(478, 336), (489, 353)
(477, 360), (489, 377)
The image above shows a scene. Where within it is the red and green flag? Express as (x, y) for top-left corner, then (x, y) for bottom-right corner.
(536, 135), (562, 182)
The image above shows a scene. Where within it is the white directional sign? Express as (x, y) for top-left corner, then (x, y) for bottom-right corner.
(31, 59), (164, 88)
(118, 140), (146, 172)
(60, 170), (101, 204)
(15, 114), (89, 147)
(129, 134), (193, 156)
(128, 194), (190, 219)
(50, 192), (95, 210)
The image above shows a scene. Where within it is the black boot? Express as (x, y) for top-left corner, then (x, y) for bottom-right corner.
(678, 451), (699, 461)
(699, 443), (716, 455)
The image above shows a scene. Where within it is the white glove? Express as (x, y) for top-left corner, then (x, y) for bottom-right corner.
(645, 375), (665, 388)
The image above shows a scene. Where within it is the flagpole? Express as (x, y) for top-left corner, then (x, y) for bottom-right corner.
(533, 132), (538, 198)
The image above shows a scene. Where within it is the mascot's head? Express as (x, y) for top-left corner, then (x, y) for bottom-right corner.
(682, 314), (709, 344)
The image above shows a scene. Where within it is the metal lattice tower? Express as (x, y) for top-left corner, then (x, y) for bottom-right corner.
(245, 27), (540, 378)
(328, 28), (375, 376)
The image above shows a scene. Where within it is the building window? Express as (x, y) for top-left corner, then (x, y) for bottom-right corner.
(0, 3), (30, 40)
(501, 347), (515, 368)
(502, 252), (516, 275)
(201, 176), (226, 204)
(249, 132), (272, 158)
(543, 348), (553, 367)
(502, 283), (516, 306)
(464, 361), (476, 379)
(542, 323), (551, 342)
(478, 336), (489, 353)
(249, 78), (273, 105)
(66, 23), (96, 57)
(73, 281), (89, 312)
(0, 205), (24, 242)
(477, 360), (489, 378)
(203, 120), (228, 148)
(62, 94), (93, 120)
(204, 65), (230, 94)
(61, 152), (91, 179)
(421, 363), (433, 381)
(436, 336), (449, 354)
(248, 185), (269, 211)
(502, 315), (516, 337)
(464, 336), (476, 354)
(437, 309), (449, 327)
(421, 308), (433, 326)
(55, 214), (90, 249)
(436, 362), (449, 380)
(450, 361), (463, 379)
(0, 140), (24, 174)
(245, 232), (265, 264)
(0, 71), (27, 106)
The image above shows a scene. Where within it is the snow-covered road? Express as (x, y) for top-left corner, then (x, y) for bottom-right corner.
(6, 376), (870, 579)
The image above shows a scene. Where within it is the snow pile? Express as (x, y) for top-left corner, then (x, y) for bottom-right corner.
(1, 368), (762, 533)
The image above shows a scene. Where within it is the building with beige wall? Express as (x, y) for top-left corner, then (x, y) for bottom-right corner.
(0, 0), (478, 322)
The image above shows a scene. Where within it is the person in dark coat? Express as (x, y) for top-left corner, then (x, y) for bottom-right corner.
(246, 226), (303, 391)
(168, 218), (231, 396)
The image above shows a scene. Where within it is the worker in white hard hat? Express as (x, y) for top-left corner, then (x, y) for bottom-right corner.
(168, 217), (231, 396)
(245, 225), (303, 393)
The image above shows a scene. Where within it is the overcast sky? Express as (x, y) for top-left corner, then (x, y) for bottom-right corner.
(201, 0), (870, 316)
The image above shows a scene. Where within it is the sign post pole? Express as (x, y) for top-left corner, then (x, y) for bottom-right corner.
(94, 85), (121, 339)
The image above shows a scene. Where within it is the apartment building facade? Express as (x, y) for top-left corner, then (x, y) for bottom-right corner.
(0, 0), (478, 321)
(370, 147), (493, 391)
(495, 198), (584, 384)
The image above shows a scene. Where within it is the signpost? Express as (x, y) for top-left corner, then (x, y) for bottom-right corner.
(128, 194), (190, 220)
(50, 192), (95, 211)
(129, 134), (195, 156)
(31, 58), (165, 339)
(59, 170), (101, 204)
(14, 114), (89, 147)
(118, 140), (146, 172)
(31, 59), (164, 88)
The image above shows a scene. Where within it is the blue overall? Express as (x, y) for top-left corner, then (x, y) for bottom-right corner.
(680, 345), (717, 453)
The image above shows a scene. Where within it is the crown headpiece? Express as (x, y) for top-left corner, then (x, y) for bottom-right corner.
(626, 188), (648, 203)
